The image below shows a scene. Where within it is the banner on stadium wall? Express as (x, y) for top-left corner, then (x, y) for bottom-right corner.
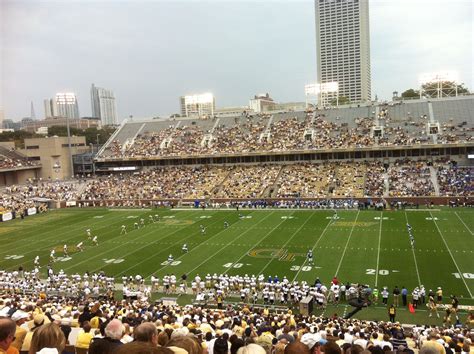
(27, 207), (37, 216)
(66, 201), (77, 207)
(1, 212), (13, 222)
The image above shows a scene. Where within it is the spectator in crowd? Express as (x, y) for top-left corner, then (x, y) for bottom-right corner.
(117, 342), (173, 354)
(22, 314), (49, 353)
(75, 321), (94, 350)
(88, 319), (123, 354)
(0, 318), (17, 354)
(28, 323), (66, 354)
(10, 311), (28, 351)
(133, 322), (158, 346)
(166, 336), (202, 354)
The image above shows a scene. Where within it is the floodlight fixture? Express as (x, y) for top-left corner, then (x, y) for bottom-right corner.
(418, 71), (458, 85)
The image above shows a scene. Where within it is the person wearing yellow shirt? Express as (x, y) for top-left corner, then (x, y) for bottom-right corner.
(75, 322), (94, 350)
(10, 311), (29, 351)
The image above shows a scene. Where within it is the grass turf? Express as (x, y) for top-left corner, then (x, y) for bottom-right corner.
(1, 207), (474, 306)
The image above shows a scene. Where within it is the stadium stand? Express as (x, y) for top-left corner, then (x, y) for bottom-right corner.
(0, 146), (39, 170)
(95, 97), (474, 160)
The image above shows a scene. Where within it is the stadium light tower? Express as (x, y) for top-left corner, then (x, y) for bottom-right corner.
(180, 93), (215, 118)
(56, 92), (77, 178)
(418, 71), (459, 99)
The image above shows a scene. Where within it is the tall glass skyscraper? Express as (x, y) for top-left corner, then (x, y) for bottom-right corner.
(315, 0), (371, 103)
(91, 84), (117, 126)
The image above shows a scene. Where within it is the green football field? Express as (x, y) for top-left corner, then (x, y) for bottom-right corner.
(1, 207), (474, 304)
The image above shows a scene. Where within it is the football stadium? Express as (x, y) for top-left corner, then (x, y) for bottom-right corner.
(1, 0), (474, 353)
(1, 95), (473, 352)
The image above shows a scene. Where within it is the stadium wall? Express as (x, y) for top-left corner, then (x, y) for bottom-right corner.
(0, 167), (40, 186)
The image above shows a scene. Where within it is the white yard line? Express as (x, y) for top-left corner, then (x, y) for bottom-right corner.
(455, 212), (474, 236)
(0, 210), (124, 258)
(4, 210), (181, 270)
(63, 210), (214, 272)
(185, 211), (284, 276)
(69, 218), (195, 273)
(292, 215), (333, 282)
(375, 211), (383, 288)
(258, 212), (315, 276)
(404, 211), (422, 287)
(334, 210), (360, 277)
(124, 211), (265, 277)
(430, 211), (473, 299)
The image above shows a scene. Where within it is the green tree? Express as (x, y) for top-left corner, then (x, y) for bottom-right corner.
(330, 96), (350, 106)
(0, 131), (39, 148)
(47, 125), (115, 145)
(401, 88), (420, 99)
(421, 81), (470, 98)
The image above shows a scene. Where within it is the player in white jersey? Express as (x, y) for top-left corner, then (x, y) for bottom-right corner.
(34, 255), (40, 268)
(149, 215), (154, 224)
(63, 244), (69, 256)
(77, 241), (84, 252)
(182, 243), (188, 253)
(140, 218), (145, 227)
(200, 225), (206, 235)
(224, 221), (229, 229)
(92, 236), (98, 246)
(168, 254), (174, 263)
(134, 222), (139, 229)
(86, 228), (91, 239)
(50, 249), (56, 262)
(121, 225), (127, 235)
(154, 214), (160, 222)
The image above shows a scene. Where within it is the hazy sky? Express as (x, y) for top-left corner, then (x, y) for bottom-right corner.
(1, 0), (472, 121)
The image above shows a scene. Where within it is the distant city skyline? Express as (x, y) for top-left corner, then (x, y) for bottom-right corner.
(1, 0), (472, 122)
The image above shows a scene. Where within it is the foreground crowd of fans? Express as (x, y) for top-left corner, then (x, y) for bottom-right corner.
(0, 293), (472, 354)
(0, 267), (473, 354)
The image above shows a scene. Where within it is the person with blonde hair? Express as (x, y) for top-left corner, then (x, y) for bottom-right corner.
(28, 323), (66, 354)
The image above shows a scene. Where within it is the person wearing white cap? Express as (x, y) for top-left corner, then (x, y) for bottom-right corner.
(11, 310), (29, 350)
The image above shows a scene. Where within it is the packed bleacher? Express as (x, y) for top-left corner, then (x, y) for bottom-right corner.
(98, 97), (474, 160)
(0, 181), (79, 215)
(1, 160), (472, 214)
(436, 164), (473, 197)
(388, 160), (435, 197)
(0, 146), (39, 170)
(0, 268), (473, 354)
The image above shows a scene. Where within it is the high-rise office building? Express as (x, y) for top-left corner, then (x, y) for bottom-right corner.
(55, 93), (80, 119)
(44, 98), (58, 118)
(91, 84), (117, 125)
(315, 0), (371, 103)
